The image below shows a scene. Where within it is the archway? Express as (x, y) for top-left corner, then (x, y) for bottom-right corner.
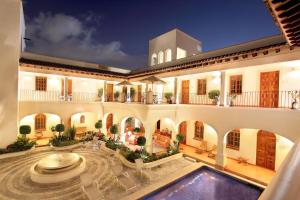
(20, 113), (61, 146)
(120, 116), (144, 145)
(152, 118), (175, 153)
(223, 128), (294, 184)
(70, 112), (100, 137)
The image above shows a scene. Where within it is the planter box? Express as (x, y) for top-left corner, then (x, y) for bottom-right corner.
(143, 153), (183, 169)
(0, 147), (35, 160)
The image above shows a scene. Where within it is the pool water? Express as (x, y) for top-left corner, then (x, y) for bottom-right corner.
(143, 166), (263, 200)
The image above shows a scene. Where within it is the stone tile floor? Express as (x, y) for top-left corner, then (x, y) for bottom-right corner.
(0, 147), (192, 200)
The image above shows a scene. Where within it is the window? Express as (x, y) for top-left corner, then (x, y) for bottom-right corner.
(151, 53), (157, 66)
(230, 75), (242, 94)
(165, 49), (172, 62)
(194, 121), (204, 140)
(158, 51), (164, 64)
(176, 47), (187, 59)
(226, 129), (240, 150)
(197, 79), (207, 95)
(35, 113), (46, 130)
(80, 115), (85, 123)
(35, 76), (47, 91)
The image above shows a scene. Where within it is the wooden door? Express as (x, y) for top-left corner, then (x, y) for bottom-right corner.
(106, 114), (113, 134)
(61, 79), (65, 96)
(256, 130), (276, 170)
(260, 71), (279, 108)
(181, 80), (190, 104)
(179, 121), (187, 144)
(67, 79), (72, 96)
(107, 84), (114, 102)
(137, 85), (142, 102)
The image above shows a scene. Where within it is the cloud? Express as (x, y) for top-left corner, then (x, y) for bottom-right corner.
(25, 12), (146, 69)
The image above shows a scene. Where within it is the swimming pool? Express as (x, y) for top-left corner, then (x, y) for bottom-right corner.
(142, 166), (264, 200)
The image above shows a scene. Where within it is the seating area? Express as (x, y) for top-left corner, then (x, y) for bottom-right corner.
(153, 133), (170, 148)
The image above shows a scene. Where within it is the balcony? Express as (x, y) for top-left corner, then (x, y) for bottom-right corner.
(19, 89), (300, 109)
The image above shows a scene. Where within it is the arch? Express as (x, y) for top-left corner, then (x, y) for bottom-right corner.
(151, 53), (157, 66)
(120, 116), (144, 144)
(223, 128), (294, 171)
(165, 49), (172, 62)
(20, 113), (61, 145)
(70, 112), (100, 132)
(158, 51), (164, 64)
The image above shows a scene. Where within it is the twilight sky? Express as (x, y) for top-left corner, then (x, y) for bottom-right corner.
(23, 0), (280, 70)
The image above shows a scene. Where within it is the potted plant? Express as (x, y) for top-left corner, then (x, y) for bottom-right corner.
(176, 133), (185, 152)
(227, 93), (237, 106)
(114, 91), (120, 102)
(95, 120), (102, 134)
(19, 125), (31, 139)
(110, 124), (118, 140)
(97, 88), (103, 101)
(137, 136), (146, 150)
(130, 87), (136, 102)
(164, 92), (173, 104)
(133, 127), (141, 134)
(208, 90), (220, 105)
(289, 90), (299, 109)
(55, 124), (65, 137)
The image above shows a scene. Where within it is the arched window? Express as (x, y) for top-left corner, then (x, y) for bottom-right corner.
(151, 53), (157, 66)
(35, 113), (46, 130)
(158, 51), (164, 64)
(165, 49), (172, 62)
(80, 115), (85, 124)
(194, 121), (204, 140)
(226, 129), (240, 150)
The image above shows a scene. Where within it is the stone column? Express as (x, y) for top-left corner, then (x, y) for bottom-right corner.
(103, 81), (107, 102)
(0, 0), (23, 148)
(174, 77), (178, 104)
(215, 134), (226, 169)
(219, 71), (226, 106)
(144, 123), (155, 153)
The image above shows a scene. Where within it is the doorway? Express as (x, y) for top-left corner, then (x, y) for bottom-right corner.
(107, 84), (114, 102)
(256, 130), (276, 170)
(181, 80), (190, 104)
(260, 71), (279, 108)
(178, 121), (187, 144)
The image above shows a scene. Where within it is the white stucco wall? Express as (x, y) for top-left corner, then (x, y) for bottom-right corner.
(0, 0), (23, 148)
(71, 112), (100, 131)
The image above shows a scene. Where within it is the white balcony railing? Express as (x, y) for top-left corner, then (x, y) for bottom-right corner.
(19, 89), (99, 103)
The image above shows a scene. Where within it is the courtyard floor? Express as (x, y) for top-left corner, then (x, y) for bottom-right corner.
(181, 144), (275, 185)
(0, 145), (193, 200)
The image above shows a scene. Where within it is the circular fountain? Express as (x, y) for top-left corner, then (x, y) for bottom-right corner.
(30, 153), (86, 184)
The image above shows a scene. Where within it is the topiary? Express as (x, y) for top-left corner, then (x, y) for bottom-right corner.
(110, 124), (118, 140)
(95, 120), (102, 134)
(176, 133), (185, 151)
(137, 136), (146, 147)
(19, 125), (31, 139)
(55, 124), (65, 136)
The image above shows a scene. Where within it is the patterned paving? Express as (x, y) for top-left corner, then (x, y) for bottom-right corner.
(0, 147), (192, 200)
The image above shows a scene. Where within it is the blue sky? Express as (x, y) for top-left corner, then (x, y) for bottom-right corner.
(23, 0), (280, 69)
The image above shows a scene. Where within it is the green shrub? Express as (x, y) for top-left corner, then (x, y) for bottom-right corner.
(55, 124), (65, 136)
(6, 137), (36, 152)
(114, 91), (120, 101)
(133, 127), (141, 133)
(130, 87), (136, 100)
(65, 126), (76, 140)
(95, 120), (102, 129)
(105, 139), (119, 150)
(126, 151), (141, 162)
(208, 90), (220, 100)
(137, 136), (146, 147)
(110, 124), (118, 139)
(19, 125), (31, 139)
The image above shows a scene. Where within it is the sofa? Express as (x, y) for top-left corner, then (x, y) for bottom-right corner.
(153, 133), (170, 148)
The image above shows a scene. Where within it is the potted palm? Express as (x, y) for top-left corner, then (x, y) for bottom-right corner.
(208, 90), (220, 105)
(130, 87), (136, 102)
(164, 92), (173, 104)
(114, 91), (120, 102)
(97, 88), (103, 101)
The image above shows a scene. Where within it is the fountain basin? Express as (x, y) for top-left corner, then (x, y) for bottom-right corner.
(30, 153), (86, 184)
